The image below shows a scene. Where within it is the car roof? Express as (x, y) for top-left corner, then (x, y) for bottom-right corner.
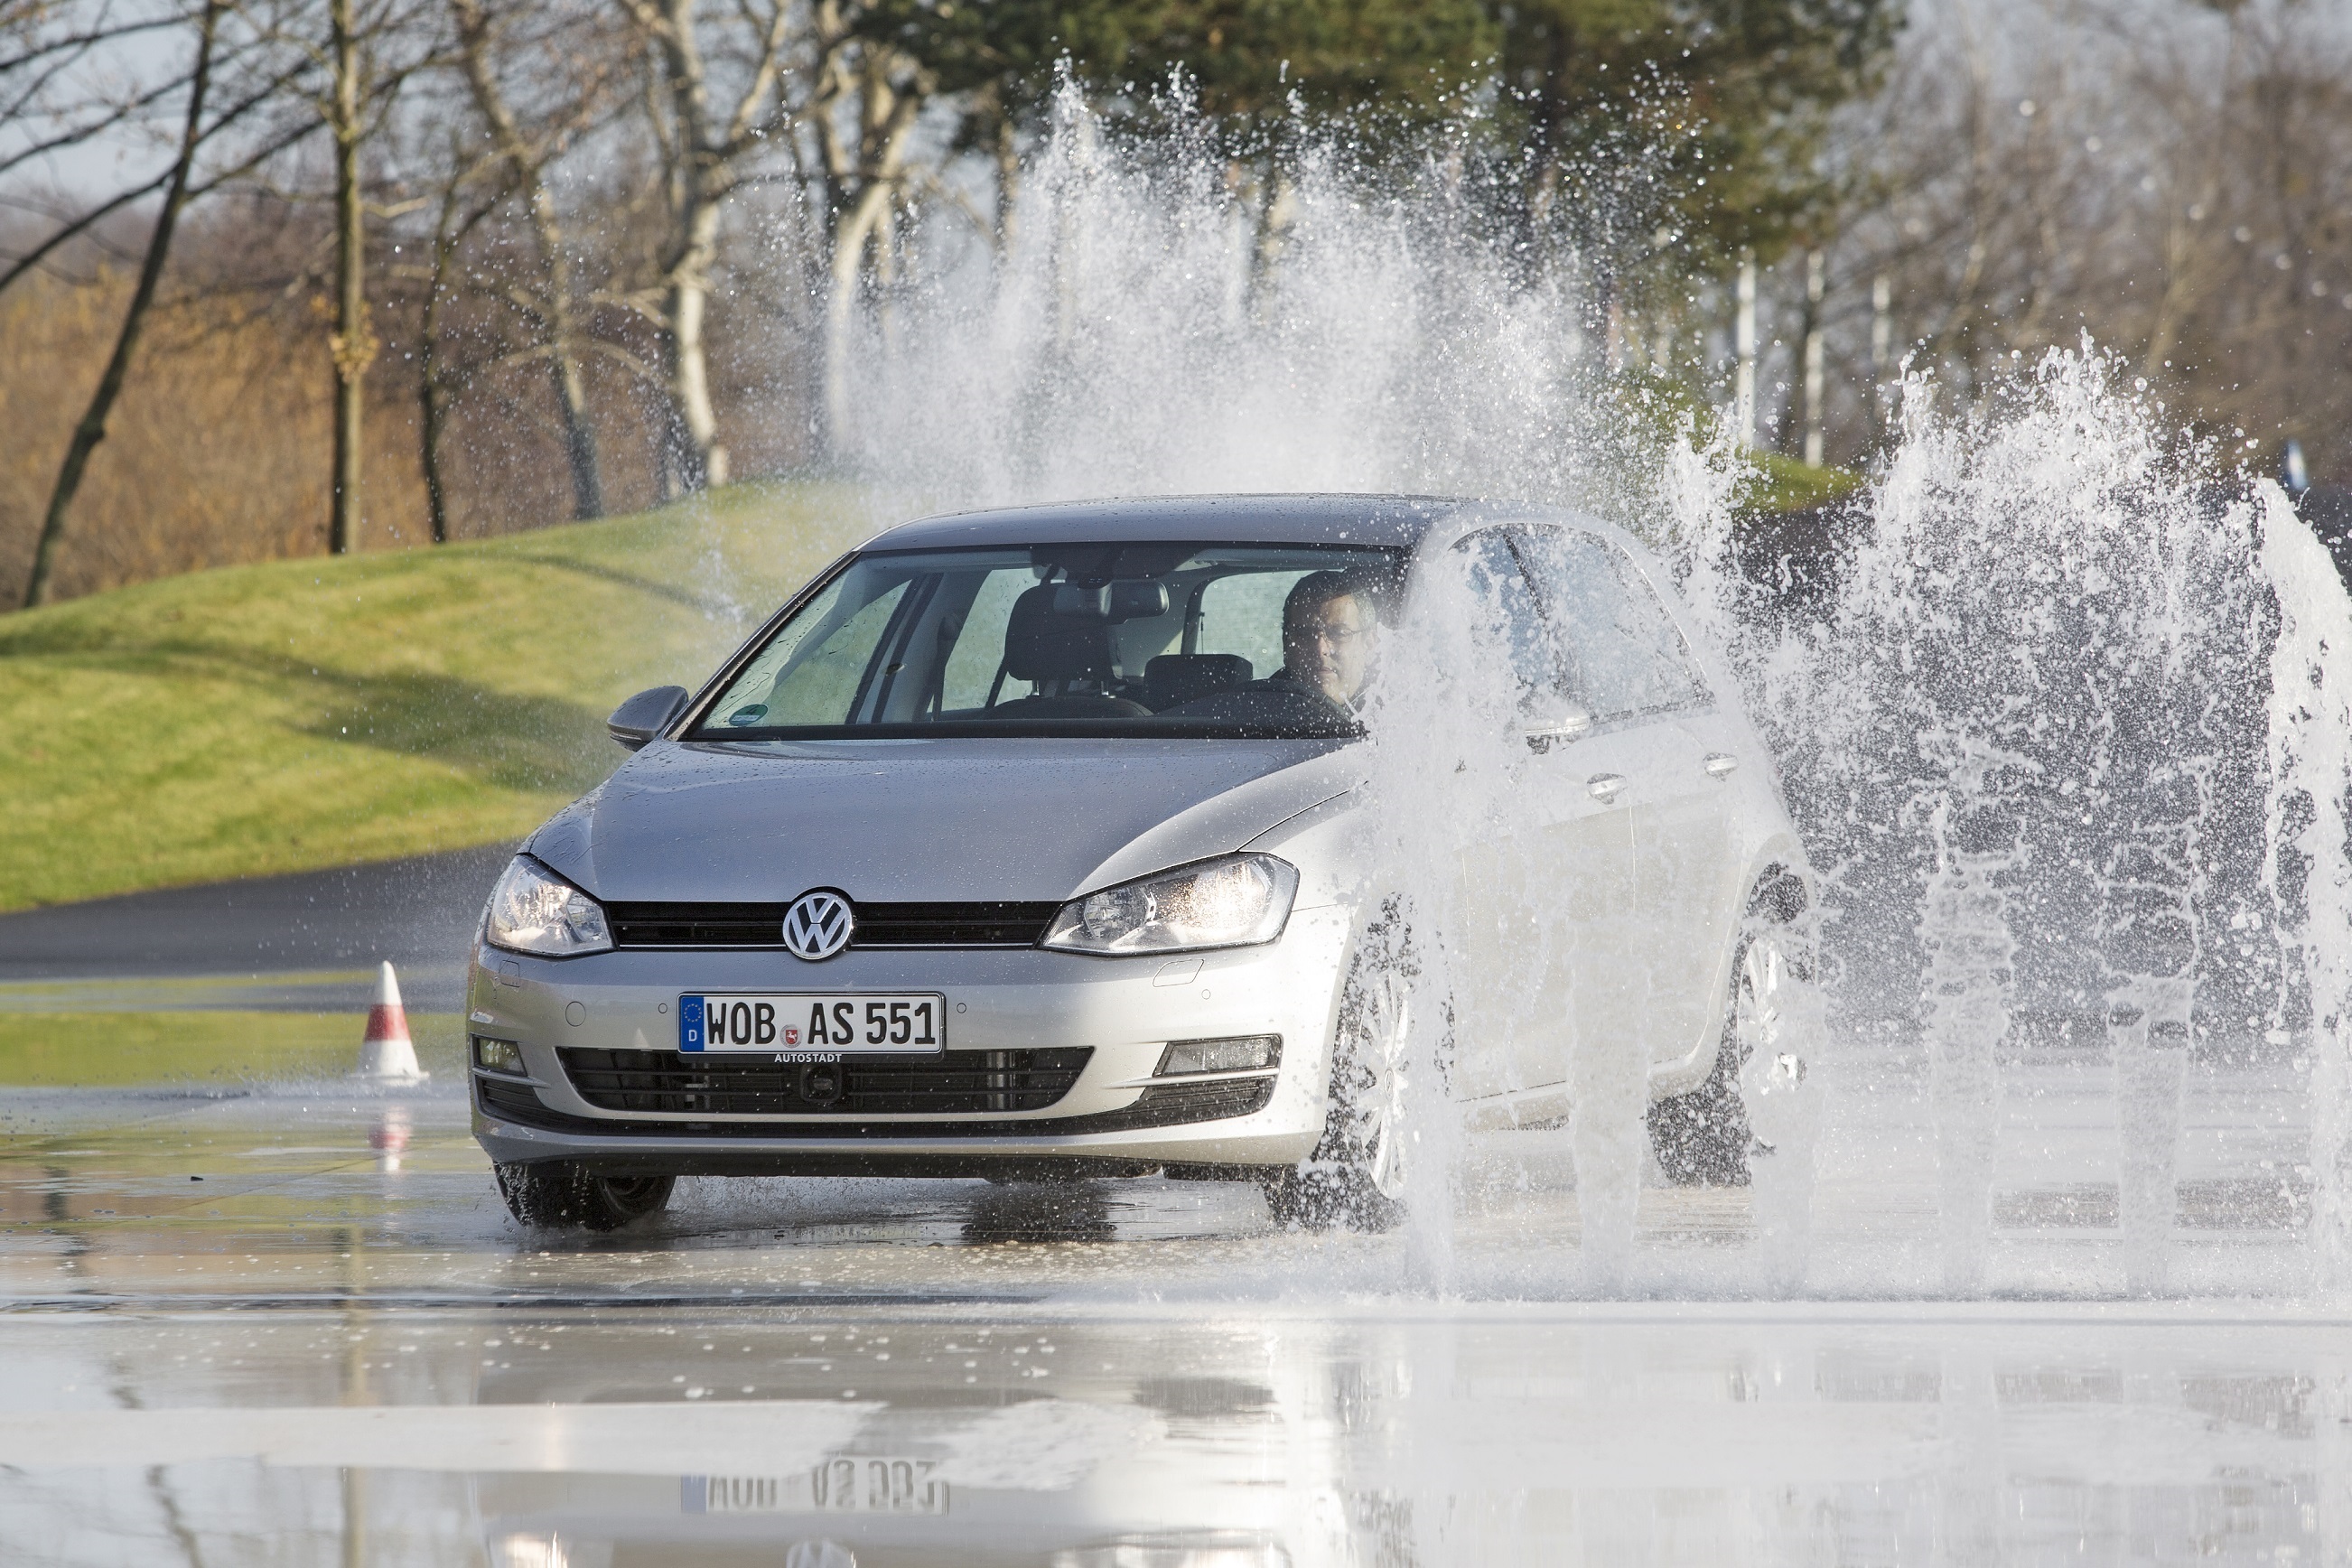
(864, 493), (1472, 552)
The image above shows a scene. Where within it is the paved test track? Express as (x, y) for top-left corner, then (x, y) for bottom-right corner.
(0, 844), (513, 1009)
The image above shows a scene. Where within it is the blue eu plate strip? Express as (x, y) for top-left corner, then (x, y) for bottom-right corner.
(678, 994), (705, 1052)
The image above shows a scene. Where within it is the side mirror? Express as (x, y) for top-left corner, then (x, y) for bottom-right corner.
(608, 686), (688, 751)
(1523, 699), (1594, 754)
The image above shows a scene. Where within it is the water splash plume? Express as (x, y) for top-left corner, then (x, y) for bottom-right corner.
(798, 100), (2352, 1302)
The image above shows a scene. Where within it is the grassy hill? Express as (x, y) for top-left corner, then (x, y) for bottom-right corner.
(0, 462), (1860, 914)
(0, 481), (865, 911)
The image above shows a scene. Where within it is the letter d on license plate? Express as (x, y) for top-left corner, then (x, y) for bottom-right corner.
(679, 994), (945, 1054)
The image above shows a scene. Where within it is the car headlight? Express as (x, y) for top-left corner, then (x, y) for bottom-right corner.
(482, 855), (612, 957)
(1041, 854), (1299, 956)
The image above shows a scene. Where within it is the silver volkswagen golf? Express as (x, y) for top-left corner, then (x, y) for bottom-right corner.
(467, 495), (1814, 1230)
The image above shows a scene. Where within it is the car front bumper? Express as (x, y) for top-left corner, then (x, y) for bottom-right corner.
(466, 904), (1350, 1176)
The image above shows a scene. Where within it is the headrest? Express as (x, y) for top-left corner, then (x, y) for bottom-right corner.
(1144, 653), (1253, 711)
(1004, 584), (1116, 686)
(1052, 580), (1171, 621)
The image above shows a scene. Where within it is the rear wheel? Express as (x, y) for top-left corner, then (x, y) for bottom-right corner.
(494, 1161), (676, 1230)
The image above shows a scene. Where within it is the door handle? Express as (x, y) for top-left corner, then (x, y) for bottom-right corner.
(1703, 752), (1738, 779)
(1587, 772), (1626, 802)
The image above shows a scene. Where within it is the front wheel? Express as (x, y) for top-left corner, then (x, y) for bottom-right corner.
(1656, 930), (1778, 1189)
(1262, 1112), (1404, 1233)
(1647, 929), (1797, 1187)
(1266, 928), (1412, 1234)
(1646, 1030), (1750, 1186)
(494, 1162), (676, 1230)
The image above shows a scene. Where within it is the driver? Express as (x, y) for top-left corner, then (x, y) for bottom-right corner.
(1266, 567), (1386, 711)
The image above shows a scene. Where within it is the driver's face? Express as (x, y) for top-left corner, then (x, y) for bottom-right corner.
(1287, 592), (1378, 705)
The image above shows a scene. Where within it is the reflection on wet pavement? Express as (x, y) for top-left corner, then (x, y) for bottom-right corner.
(3, 1297), (2348, 1563)
(0, 1063), (2341, 1563)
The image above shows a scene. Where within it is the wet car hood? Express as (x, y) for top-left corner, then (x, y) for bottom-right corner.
(525, 737), (1360, 905)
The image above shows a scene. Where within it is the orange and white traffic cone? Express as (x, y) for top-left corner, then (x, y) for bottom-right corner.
(356, 960), (429, 1083)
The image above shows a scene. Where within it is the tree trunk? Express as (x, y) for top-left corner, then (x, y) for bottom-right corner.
(453, 0), (602, 518)
(628, 0), (805, 493)
(1799, 248), (1825, 466)
(662, 191), (727, 493)
(873, 184), (899, 355)
(813, 37), (925, 463)
(823, 172), (901, 456)
(417, 355), (452, 543)
(544, 229), (604, 519)
(22, 0), (221, 610)
(1869, 272), (1893, 443)
(417, 173), (463, 545)
(1733, 254), (1758, 449)
(645, 0), (727, 497)
(1249, 165), (1296, 310)
(991, 104), (1019, 256)
(509, 139), (604, 518)
(1595, 268), (1623, 375)
(328, 0), (371, 555)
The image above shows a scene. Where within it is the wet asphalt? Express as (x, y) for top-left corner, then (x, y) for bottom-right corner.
(0, 845), (510, 1010)
(0, 1051), (2342, 1565)
(0, 860), (2344, 1562)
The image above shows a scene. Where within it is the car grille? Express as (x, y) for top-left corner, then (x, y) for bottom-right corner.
(476, 1070), (1272, 1138)
(557, 1047), (1091, 1115)
(603, 901), (1060, 949)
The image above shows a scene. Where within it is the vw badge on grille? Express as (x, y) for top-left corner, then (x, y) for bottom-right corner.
(781, 890), (854, 961)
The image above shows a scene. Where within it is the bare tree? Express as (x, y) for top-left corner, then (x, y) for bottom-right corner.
(447, 0), (626, 521)
(614, 0), (796, 494)
(807, 3), (929, 449)
(325, 0), (368, 551)
(410, 127), (502, 542)
(307, 0), (443, 552)
(22, 0), (225, 607)
(0, 0), (322, 302)
(1789, 0), (2352, 472)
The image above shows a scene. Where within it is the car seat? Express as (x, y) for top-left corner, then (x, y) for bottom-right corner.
(1143, 653), (1254, 712)
(988, 585), (1152, 718)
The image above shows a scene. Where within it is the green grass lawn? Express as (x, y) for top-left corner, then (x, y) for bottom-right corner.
(1737, 451), (1866, 514)
(0, 481), (868, 910)
(0, 466), (1857, 914)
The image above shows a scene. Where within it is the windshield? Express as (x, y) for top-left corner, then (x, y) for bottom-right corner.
(689, 543), (1405, 740)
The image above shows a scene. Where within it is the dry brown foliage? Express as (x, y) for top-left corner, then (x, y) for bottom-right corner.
(0, 270), (426, 601)
(0, 210), (809, 604)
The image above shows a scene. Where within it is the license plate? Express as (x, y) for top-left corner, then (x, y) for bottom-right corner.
(684, 1456), (947, 1515)
(678, 994), (945, 1055)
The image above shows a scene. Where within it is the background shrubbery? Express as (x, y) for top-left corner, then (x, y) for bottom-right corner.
(5, 0), (2341, 611)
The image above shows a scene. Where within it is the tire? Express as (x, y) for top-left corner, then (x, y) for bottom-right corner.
(1647, 918), (1805, 1187)
(1645, 1009), (1752, 1187)
(1263, 1143), (1404, 1232)
(1265, 918), (1412, 1234)
(495, 1161), (676, 1230)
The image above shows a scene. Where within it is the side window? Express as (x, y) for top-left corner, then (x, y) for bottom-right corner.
(754, 580), (909, 725)
(1453, 528), (1571, 703)
(1514, 527), (1705, 719)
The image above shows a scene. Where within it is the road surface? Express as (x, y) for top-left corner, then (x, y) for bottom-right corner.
(0, 1061), (2338, 1565)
